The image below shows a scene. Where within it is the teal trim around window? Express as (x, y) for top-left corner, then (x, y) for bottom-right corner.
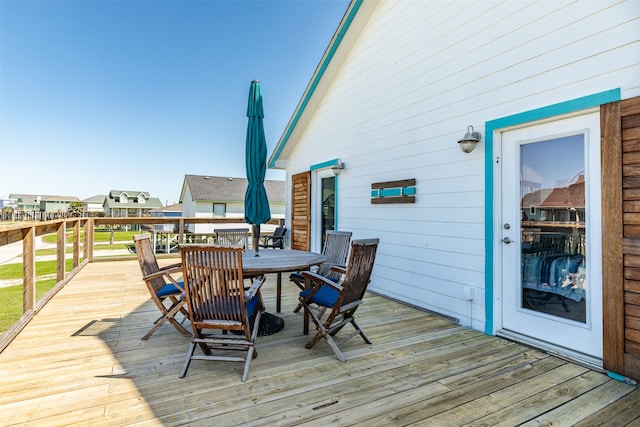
(310, 159), (341, 229)
(310, 158), (342, 171)
(483, 88), (621, 335)
(334, 174), (339, 230)
(268, 0), (363, 169)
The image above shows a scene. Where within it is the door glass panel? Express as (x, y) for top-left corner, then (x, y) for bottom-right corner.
(321, 176), (336, 244)
(520, 134), (586, 323)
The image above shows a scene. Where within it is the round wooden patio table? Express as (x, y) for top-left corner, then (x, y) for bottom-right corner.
(242, 249), (326, 314)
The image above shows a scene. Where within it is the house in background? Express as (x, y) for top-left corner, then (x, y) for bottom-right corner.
(269, 0), (640, 382)
(179, 174), (285, 235)
(82, 195), (106, 217)
(145, 203), (183, 252)
(103, 190), (163, 218)
(0, 197), (17, 210)
(149, 203), (182, 232)
(9, 194), (78, 212)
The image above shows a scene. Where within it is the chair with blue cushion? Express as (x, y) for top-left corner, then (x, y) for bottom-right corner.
(298, 238), (379, 362)
(178, 244), (266, 382)
(291, 230), (352, 312)
(133, 234), (191, 340)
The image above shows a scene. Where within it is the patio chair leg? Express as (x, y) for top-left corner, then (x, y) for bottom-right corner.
(242, 346), (254, 382)
(304, 331), (326, 350)
(142, 300), (190, 340)
(351, 318), (372, 344)
(180, 342), (197, 378)
(325, 335), (347, 362)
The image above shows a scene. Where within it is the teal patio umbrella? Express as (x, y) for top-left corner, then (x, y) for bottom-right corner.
(244, 80), (271, 256)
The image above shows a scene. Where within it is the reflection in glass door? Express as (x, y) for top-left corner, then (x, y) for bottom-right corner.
(520, 136), (586, 323)
(321, 175), (336, 246)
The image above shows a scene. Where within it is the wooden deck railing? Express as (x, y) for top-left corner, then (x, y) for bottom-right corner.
(0, 216), (281, 352)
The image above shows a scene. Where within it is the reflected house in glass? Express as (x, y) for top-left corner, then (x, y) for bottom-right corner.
(522, 175), (585, 224)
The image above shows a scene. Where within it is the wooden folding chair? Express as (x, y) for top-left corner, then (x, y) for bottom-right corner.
(214, 228), (250, 248)
(178, 244), (265, 382)
(133, 234), (190, 340)
(291, 230), (352, 312)
(298, 238), (379, 362)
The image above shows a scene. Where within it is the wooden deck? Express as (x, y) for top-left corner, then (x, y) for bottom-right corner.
(1, 260), (639, 426)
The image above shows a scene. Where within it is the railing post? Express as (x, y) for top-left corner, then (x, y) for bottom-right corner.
(85, 219), (94, 262)
(72, 220), (80, 269)
(56, 221), (66, 283)
(178, 218), (184, 244)
(84, 218), (94, 262)
(23, 227), (35, 313)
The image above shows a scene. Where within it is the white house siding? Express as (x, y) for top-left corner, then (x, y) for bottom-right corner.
(283, 0), (640, 330)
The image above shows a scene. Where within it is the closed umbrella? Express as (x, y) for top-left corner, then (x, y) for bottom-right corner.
(244, 80), (271, 256)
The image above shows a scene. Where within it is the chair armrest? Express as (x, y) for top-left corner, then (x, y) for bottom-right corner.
(330, 265), (347, 274)
(159, 262), (182, 272)
(245, 275), (266, 300)
(301, 271), (343, 292)
(143, 269), (185, 292)
(260, 236), (275, 244)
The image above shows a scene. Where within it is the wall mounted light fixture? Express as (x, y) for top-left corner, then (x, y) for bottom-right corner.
(332, 159), (345, 176)
(458, 125), (482, 153)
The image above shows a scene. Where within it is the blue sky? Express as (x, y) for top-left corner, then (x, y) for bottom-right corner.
(0, 0), (350, 205)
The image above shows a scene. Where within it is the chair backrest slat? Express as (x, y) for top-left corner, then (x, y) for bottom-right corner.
(180, 244), (247, 325)
(319, 230), (352, 277)
(215, 228), (250, 248)
(340, 238), (380, 306)
(133, 234), (165, 293)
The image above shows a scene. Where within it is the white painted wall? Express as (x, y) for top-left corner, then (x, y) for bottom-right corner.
(282, 0), (640, 331)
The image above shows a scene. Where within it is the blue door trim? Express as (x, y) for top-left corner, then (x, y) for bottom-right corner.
(483, 88), (621, 335)
(311, 159), (341, 230)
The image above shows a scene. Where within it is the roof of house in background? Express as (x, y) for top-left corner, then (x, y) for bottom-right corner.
(150, 203), (182, 213)
(82, 195), (107, 204)
(108, 190), (151, 198)
(180, 175), (285, 203)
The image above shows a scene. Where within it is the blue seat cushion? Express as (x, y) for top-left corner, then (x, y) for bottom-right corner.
(299, 285), (339, 308)
(157, 281), (184, 297)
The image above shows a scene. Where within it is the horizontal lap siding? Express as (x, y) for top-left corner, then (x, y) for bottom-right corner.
(622, 98), (640, 379)
(287, 0), (640, 331)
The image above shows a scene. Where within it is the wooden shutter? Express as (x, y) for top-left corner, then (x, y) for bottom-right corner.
(291, 171), (311, 251)
(602, 96), (640, 382)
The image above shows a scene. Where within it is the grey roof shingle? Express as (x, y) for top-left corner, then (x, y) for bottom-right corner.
(183, 175), (285, 202)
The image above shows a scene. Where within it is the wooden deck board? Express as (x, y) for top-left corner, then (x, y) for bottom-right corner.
(1, 260), (638, 426)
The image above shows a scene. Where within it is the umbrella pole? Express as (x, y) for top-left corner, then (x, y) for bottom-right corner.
(253, 224), (260, 256)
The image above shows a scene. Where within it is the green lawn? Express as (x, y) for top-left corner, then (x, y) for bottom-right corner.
(41, 230), (139, 244)
(0, 278), (59, 333)
(0, 259), (74, 280)
(35, 243), (132, 256)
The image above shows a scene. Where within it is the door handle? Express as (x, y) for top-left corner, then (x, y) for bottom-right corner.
(502, 237), (512, 244)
